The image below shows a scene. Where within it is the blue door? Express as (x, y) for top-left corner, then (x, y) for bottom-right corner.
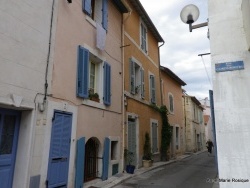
(47, 111), (72, 188)
(0, 108), (20, 188)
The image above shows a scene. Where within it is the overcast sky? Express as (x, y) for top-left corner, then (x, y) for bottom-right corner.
(140, 0), (211, 100)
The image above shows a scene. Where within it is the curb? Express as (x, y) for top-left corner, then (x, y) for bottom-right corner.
(102, 154), (192, 188)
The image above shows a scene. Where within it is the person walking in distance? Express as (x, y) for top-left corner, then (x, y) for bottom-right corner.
(206, 139), (214, 154)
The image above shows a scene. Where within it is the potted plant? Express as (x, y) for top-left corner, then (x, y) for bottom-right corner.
(142, 132), (153, 168)
(124, 148), (135, 174)
(88, 89), (100, 102)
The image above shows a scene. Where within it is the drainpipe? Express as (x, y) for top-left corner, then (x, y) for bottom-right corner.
(121, 6), (132, 171)
(43, 0), (55, 107)
(158, 42), (165, 106)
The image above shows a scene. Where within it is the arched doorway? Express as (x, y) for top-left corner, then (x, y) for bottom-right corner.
(84, 137), (100, 182)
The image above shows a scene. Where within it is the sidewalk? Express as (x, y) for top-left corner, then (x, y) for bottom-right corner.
(85, 151), (206, 188)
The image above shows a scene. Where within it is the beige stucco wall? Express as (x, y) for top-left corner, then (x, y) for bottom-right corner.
(184, 97), (205, 152)
(49, 0), (124, 182)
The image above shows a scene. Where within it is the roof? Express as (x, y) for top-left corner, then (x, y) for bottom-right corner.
(128, 0), (164, 43)
(112, 0), (129, 13)
(160, 66), (186, 86)
(191, 96), (204, 110)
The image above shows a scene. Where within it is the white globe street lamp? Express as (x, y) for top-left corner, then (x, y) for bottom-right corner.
(180, 4), (208, 32)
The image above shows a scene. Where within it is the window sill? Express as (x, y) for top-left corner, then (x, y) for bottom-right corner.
(82, 99), (105, 109)
(85, 15), (97, 28)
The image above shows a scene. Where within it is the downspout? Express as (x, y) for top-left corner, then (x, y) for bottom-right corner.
(122, 7), (132, 171)
(158, 41), (165, 106)
(44, 0), (55, 105)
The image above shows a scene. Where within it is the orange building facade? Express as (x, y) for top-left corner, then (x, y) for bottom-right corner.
(123, 0), (164, 168)
(160, 66), (187, 158)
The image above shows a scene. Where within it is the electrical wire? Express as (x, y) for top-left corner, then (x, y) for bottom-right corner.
(200, 55), (212, 88)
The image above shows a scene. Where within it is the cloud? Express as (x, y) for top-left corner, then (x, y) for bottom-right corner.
(140, 0), (211, 99)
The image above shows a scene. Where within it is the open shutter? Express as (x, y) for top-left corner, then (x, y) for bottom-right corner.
(130, 59), (135, 94)
(102, 137), (110, 181)
(141, 69), (145, 99)
(75, 137), (85, 188)
(83, 0), (91, 15)
(150, 75), (156, 104)
(102, 0), (108, 30)
(103, 62), (111, 105)
(77, 46), (89, 98)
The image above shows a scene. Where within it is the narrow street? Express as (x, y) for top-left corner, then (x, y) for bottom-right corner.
(114, 152), (218, 188)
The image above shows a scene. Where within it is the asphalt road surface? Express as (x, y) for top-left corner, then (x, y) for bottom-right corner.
(114, 152), (218, 188)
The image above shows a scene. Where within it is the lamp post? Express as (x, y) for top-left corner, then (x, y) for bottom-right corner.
(180, 4), (208, 32)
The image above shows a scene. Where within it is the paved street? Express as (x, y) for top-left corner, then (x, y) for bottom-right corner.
(114, 152), (218, 188)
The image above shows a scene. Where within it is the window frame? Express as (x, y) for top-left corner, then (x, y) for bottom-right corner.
(129, 58), (145, 99)
(77, 45), (111, 105)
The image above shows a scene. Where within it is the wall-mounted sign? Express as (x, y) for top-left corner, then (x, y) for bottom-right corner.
(215, 61), (244, 72)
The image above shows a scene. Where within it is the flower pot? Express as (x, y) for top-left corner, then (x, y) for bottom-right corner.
(142, 160), (153, 168)
(126, 165), (135, 174)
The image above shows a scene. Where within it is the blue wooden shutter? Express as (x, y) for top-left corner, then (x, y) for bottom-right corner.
(130, 59), (135, 94)
(103, 62), (111, 105)
(102, 137), (110, 181)
(102, 0), (108, 30)
(83, 0), (91, 15)
(150, 75), (156, 104)
(77, 46), (89, 98)
(75, 137), (85, 188)
(141, 68), (145, 99)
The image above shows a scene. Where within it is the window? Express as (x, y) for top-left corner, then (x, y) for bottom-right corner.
(129, 58), (145, 98)
(140, 21), (147, 53)
(89, 62), (96, 93)
(168, 93), (174, 113)
(149, 75), (156, 104)
(151, 121), (158, 153)
(77, 45), (111, 105)
(83, 0), (108, 30)
(111, 141), (118, 160)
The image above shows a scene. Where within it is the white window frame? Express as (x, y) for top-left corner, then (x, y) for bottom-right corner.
(150, 119), (159, 154)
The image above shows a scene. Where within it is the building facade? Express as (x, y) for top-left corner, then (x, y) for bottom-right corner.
(123, 0), (164, 167)
(208, 0), (250, 187)
(199, 98), (214, 143)
(0, 1), (55, 188)
(160, 66), (186, 158)
(45, 0), (129, 187)
(183, 95), (205, 153)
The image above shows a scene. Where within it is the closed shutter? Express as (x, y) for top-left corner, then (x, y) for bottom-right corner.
(150, 75), (156, 104)
(83, 0), (91, 15)
(152, 123), (158, 153)
(103, 62), (111, 105)
(102, 0), (108, 30)
(140, 69), (145, 99)
(130, 59), (135, 94)
(77, 46), (89, 98)
(128, 120), (136, 166)
(75, 137), (85, 188)
(102, 137), (110, 181)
